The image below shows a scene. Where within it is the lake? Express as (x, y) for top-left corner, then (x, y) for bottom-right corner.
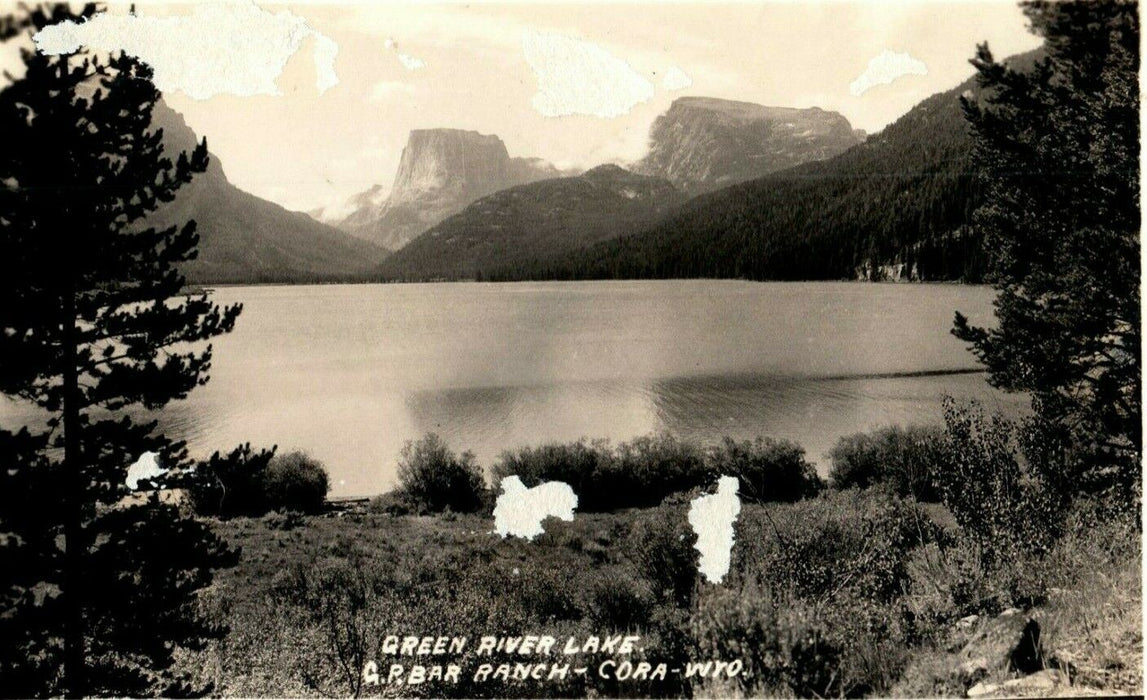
(3, 281), (1029, 497)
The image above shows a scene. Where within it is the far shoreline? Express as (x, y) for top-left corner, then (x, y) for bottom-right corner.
(187, 277), (990, 292)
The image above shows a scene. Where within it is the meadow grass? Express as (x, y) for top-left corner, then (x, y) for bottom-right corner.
(175, 488), (1140, 698)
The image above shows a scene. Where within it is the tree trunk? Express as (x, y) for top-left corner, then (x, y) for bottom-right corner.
(61, 288), (85, 698)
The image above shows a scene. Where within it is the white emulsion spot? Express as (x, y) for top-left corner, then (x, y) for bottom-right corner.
(398, 53), (426, 71)
(492, 476), (578, 541)
(688, 475), (741, 584)
(33, 1), (339, 99)
(522, 30), (655, 118)
(126, 451), (166, 490)
(662, 65), (693, 91)
(849, 49), (927, 97)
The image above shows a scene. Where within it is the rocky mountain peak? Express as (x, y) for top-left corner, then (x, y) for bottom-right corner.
(635, 97), (864, 194)
(322, 128), (564, 251)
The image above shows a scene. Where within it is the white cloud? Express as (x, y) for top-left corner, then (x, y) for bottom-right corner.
(397, 53), (426, 71)
(688, 476), (741, 584)
(33, 2), (338, 100)
(849, 49), (927, 97)
(522, 30), (655, 118)
(662, 65), (693, 91)
(492, 476), (578, 541)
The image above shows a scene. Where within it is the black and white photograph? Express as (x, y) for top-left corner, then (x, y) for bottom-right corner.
(0, 0), (1140, 697)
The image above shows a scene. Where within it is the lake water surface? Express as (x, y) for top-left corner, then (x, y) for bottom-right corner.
(3, 281), (1029, 497)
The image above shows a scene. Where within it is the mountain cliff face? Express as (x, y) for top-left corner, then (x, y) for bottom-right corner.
(326, 129), (564, 250)
(635, 97), (864, 194)
(147, 101), (388, 284)
(508, 67), (1013, 283)
(375, 164), (684, 281)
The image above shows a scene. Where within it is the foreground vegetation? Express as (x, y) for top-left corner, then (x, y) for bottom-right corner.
(169, 396), (1142, 698)
(175, 482), (1139, 698)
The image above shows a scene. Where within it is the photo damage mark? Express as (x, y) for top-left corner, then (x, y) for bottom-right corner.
(849, 49), (927, 96)
(688, 476), (741, 584)
(33, 1), (339, 99)
(661, 65), (693, 91)
(493, 476), (578, 541)
(522, 30), (655, 118)
(125, 452), (166, 490)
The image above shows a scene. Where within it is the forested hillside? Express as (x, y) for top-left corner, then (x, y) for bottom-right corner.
(374, 165), (684, 281)
(487, 67), (1017, 283)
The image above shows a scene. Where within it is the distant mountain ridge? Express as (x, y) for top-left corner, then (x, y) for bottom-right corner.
(148, 101), (388, 285)
(322, 129), (566, 251)
(494, 65), (1015, 283)
(634, 97), (865, 194)
(375, 164), (685, 281)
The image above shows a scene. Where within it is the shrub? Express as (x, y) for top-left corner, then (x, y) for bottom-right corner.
(395, 433), (486, 513)
(936, 400), (1061, 572)
(263, 451), (330, 514)
(491, 439), (613, 508)
(366, 491), (411, 516)
(628, 506), (699, 608)
(828, 424), (946, 501)
(493, 432), (823, 511)
(607, 433), (709, 508)
(693, 585), (844, 698)
(492, 434), (712, 511)
(188, 443), (277, 517)
(708, 436), (823, 503)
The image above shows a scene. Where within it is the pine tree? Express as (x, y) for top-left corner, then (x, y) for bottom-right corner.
(953, 1), (1140, 497)
(0, 5), (242, 695)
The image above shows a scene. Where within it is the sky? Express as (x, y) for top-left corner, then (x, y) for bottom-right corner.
(2, 1), (1045, 214)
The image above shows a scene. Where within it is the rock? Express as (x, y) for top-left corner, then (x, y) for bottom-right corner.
(957, 614), (981, 631)
(960, 657), (990, 680)
(375, 164), (685, 280)
(634, 97), (863, 194)
(958, 611), (1045, 676)
(1002, 668), (1068, 692)
(967, 681), (999, 698)
(329, 129), (564, 250)
(148, 100), (388, 285)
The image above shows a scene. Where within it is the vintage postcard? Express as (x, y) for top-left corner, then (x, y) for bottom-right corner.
(0, 0), (1140, 698)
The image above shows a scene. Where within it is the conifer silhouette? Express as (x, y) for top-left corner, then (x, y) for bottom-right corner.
(0, 5), (244, 695)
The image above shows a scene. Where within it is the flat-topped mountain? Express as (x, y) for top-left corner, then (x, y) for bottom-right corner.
(148, 101), (388, 284)
(324, 129), (564, 251)
(534, 69), (994, 283)
(634, 97), (864, 194)
(375, 164), (685, 281)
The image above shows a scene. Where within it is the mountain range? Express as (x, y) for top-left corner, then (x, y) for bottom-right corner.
(375, 164), (685, 281)
(633, 97), (865, 194)
(314, 129), (565, 251)
(148, 102), (388, 285)
(492, 73), (986, 283)
(154, 55), (1041, 285)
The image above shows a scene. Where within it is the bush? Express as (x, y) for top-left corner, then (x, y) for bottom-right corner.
(936, 400), (1061, 572)
(608, 433), (709, 508)
(188, 443), (277, 517)
(708, 437), (823, 503)
(628, 506), (699, 608)
(263, 451), (330, 514)
(493, 432), (824, 512)
(492, 434), (710, 511)
(492, 438), (612, 500)
(828, 424), (946, 501)
(395, 433), (486, 513)
(693, 585), (844, 698)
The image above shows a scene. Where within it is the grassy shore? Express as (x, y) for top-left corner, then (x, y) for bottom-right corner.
(175, 487), (1140, 698)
